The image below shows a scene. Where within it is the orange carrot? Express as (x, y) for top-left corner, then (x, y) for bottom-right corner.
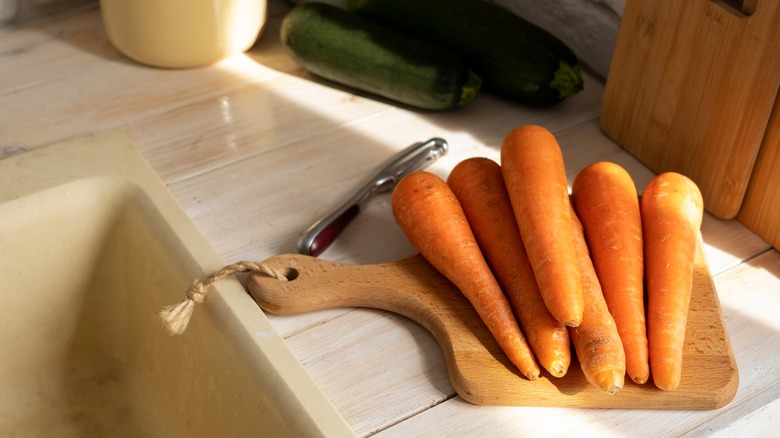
(568, 205), (626, 394)
(448, 157), (571, 378)
(642, 172), (704, 391)
(500, 125), (584, 327)
(571, 161), (649, 384)
(391, 170), (541, 380)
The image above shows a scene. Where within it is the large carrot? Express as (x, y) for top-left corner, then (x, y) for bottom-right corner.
(571, 161), (649, 384)
(448, 157), (571, 378)
(501, 125), (584, 327)
(642, 172), (704, 391)
(391, 170), (541, 380)
(568, 206), (626, 394)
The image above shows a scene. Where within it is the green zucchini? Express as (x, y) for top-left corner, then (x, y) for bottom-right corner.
(280, 3), (481, 111)
(347, 0), (584, 106)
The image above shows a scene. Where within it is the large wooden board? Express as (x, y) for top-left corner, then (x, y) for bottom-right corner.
(738, 91), (780, 250)
(247, 241), (738, 409)
(600, 0), (780, 219)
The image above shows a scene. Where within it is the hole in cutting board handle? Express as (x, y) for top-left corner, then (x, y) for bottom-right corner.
(713, 0), (757, 17)
(283, 267), (300, 281)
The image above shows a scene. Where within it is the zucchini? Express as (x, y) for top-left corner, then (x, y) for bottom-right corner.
(280, 3), (481, 111)
(347, 0), (584, 106)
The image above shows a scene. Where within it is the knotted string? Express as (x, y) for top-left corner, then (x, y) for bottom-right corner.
(159, 261), (288, 335)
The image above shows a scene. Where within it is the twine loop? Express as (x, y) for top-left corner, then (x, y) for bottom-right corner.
(159, 261), (288, 336)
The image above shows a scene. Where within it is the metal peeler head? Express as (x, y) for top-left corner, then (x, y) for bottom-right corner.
(297, 137), (449, 257)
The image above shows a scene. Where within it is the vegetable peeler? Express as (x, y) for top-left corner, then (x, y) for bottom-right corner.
(297, 137), (449, 257)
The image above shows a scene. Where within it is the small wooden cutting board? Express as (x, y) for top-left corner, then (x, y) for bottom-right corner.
(247, 241), (738, 409)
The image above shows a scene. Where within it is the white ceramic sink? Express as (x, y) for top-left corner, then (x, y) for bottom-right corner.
(0, 131), (353, 437)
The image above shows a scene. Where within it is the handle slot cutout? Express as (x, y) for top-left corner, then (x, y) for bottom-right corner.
(713, 0), (757, 17)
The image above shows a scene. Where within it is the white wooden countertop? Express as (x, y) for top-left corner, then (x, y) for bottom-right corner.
(2, 1), (778, 436)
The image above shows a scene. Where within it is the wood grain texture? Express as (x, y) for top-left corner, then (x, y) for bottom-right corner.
(600, 0), (780, 219)
(738, 92), (780, 250)
(247, 239), (737, 409)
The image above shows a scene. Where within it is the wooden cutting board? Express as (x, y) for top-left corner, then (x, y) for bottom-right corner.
(737, 90), (780, 249)
(247, 240), (738, 409)
(600, 0), (780, 219)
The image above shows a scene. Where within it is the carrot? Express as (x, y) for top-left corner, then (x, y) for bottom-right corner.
(568, 205), (626, 394)
(448, 157), (571, 378)
(391, 170), (541, 380)
(500, 125), (584, 327)
(571, 161), (649, 384)
(642, 172), (704, 391)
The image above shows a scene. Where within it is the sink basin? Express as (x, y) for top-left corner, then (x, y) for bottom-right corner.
(0, 131), (353, 437)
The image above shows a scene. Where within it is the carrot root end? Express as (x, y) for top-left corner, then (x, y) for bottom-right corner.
(629, 374), (649, 385)
(547, 361), (568, 378)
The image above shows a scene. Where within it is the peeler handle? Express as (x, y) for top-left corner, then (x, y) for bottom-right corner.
(297, 138), (448, 256)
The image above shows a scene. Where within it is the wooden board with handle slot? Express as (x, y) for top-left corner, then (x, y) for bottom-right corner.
(600, 0), (780, 219)
(737, 91), (780, 249)
(247, 239), (738, 409)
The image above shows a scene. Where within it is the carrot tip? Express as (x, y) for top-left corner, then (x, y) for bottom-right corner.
(654, 382), (680, 391)
(594, 371), (625, 394)
(630, 375), (649, 385)
(604, 385), (622, 395)
(547, 361), (568, 378)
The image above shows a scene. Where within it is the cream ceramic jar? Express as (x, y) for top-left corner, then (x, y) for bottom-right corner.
(100, 0), (266, 68)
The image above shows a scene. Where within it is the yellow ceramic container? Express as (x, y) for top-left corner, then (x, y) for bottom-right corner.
(100, 0), (266, 68)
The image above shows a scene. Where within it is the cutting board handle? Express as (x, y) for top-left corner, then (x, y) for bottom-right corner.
(248, 253), (448, 313)
(245, 253), (503, 365)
